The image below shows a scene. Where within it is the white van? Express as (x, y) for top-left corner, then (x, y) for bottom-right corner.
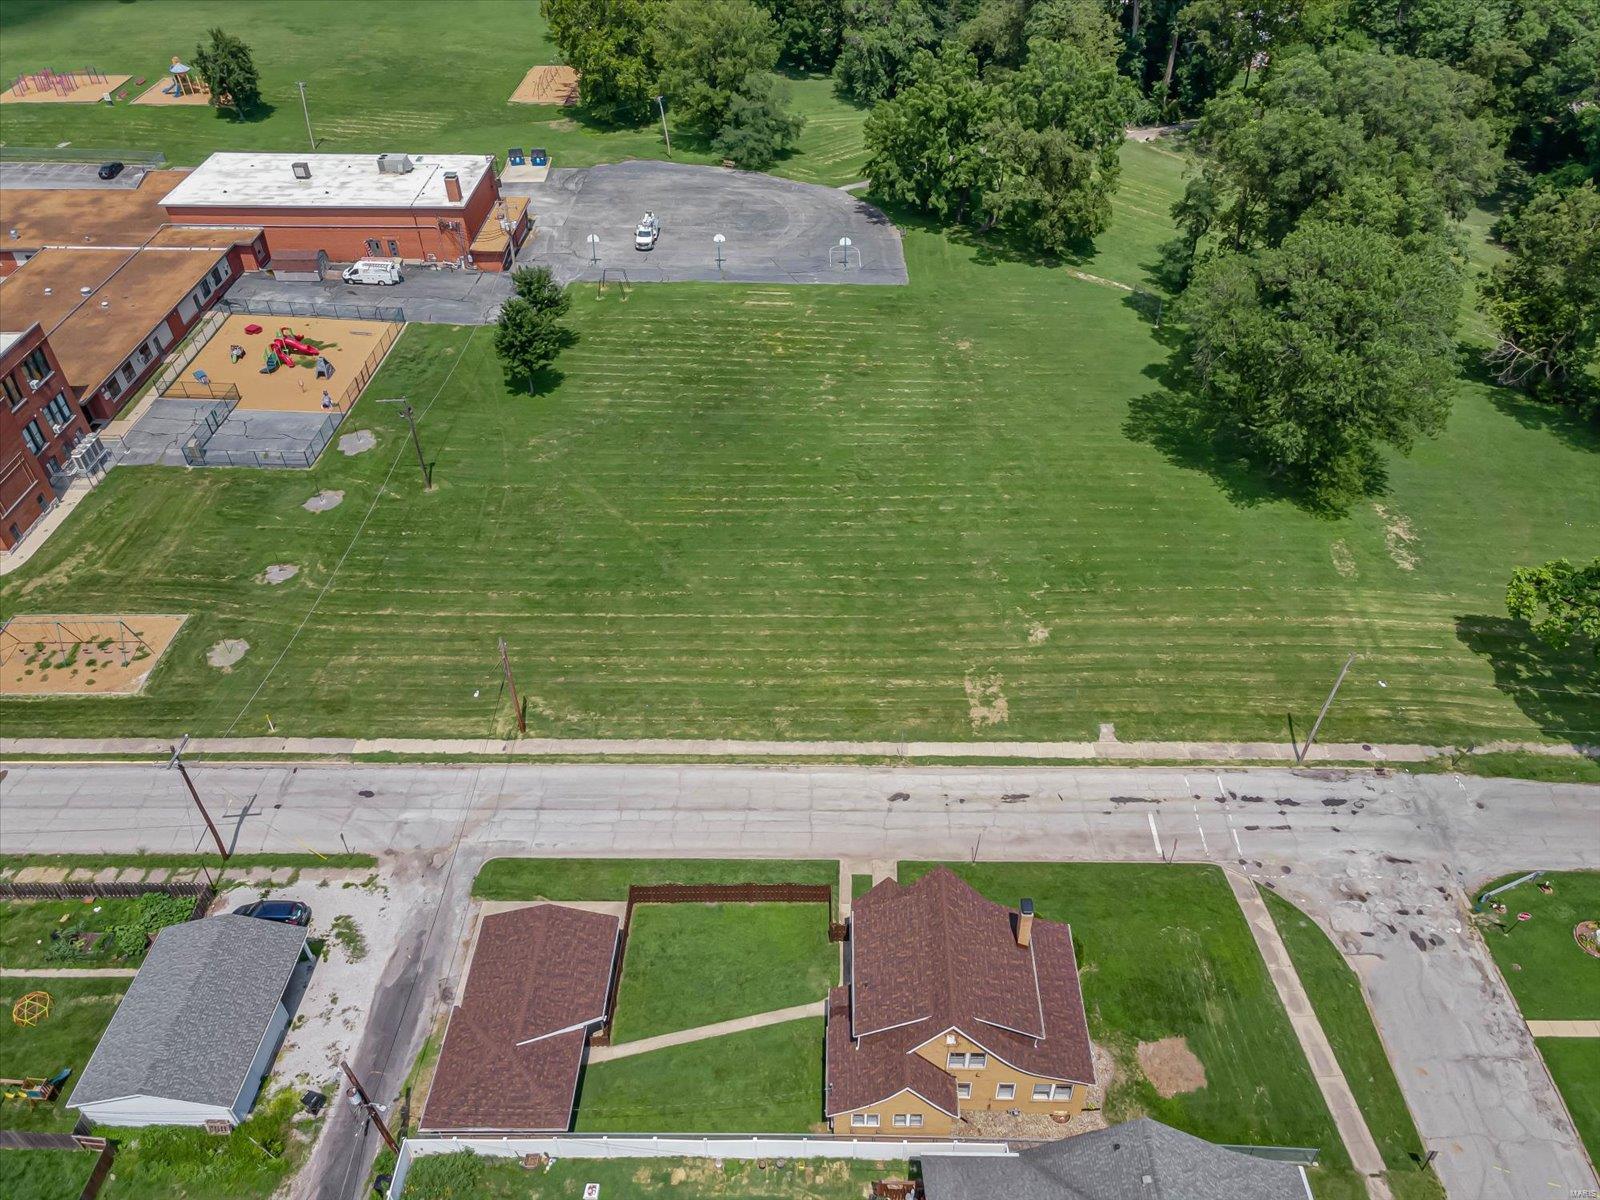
(342, 259), (402, 286)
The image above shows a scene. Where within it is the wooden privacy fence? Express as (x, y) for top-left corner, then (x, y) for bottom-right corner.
(595, 882), (835, 1045)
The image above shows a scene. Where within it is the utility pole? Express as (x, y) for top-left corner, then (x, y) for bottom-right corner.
(340, 1060), (398, 1154)
(1298, 652), (1358, 764)
(295, 81), (315, 151)
(378, 398), (431, 490)
(655, 95), (671, 157)
(168, 736), (228, 860)
(497, 636), (526, 735)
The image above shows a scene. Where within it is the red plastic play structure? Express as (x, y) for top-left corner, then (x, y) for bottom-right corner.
(269, 327), (318, 360)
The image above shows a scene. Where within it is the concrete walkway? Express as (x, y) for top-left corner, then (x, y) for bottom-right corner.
(5, 734), (1595, 763)
(1527, 1020), (1600, 1037)
(1226, 872), (1393, 1200)
(0, 966), (139, 978)
(589, 1000), (824, 1064)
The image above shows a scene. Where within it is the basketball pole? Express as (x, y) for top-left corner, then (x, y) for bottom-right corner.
(498, 636), (527, 735)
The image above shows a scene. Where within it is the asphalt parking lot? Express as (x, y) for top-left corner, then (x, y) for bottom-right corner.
(509, 161), (907, 285)
(226, 270), (512, 326)
(0, 160), (148, 190)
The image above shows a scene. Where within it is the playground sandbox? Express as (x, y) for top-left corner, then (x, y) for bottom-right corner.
(0, 614), (186, 697)
(185, 315), (403, 413)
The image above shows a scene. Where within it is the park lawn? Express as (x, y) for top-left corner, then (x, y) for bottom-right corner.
(95, 1088), (307, 1200)
(0, 896), (155, 969)
(0, 2), (869, 186)
(473, 858), (839, 901)
(1476, 871), (1600, 1020)
(899, 864), (1357, 1183)
(401, 1153), (904, 1199)
(2, 140), (1596, 746)
(1538, 1038), (1600, 1166)
(1262, 890), (1444, 1200)
(575, 1018), (823, 1133)
(0, 977), (124, 1132)
(611, 903), (836, 1042)
(0, 1148), (98, 1200)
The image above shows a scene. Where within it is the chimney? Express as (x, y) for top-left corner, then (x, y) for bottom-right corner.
(443, 171), (462, 203)
(1016, 898), (1035, 948)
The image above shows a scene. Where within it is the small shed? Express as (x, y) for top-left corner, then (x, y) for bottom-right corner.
(271, 248), (330, 281)
(67, 915), (310, 1127)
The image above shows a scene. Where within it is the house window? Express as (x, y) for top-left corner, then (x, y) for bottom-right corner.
(1032, 1084), (1053, 1101)
(1052, 1084), (1073, 1100)
(2, 374), (22, 409)
(850, 1113), (879, 1128)
(995, 1083), (1016, 1100)
(387, 239), (400, 256)
(946, 1052), (965, 1069)
(366, 238), (382, 255)
(908, 1113), (923, 1127)
(21, 420), (45, 455)
(956, 1083), (971, 1099)
(968, 1052), (987, 1069)
(44, 393), (72, 430)
(892, 1113), (908, 1127)
(22, 346), (52, 382)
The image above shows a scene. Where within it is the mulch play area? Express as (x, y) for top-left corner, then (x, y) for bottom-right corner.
(509, 65), (580, 106)
(184, 314), (402, 413)
(0, 70), (130, 103)
(0, 614), (186, 696)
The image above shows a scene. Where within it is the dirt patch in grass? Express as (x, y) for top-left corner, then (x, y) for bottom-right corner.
(1137, 1035), (1207, 1098)
(338, 430), (376, 456)
(964, 670), (1009, 730)
(1330, 539), (1357, 579)
(1373, 504), (1419, 571)
(258, 564), (299, 585)
(304, 490), (344, 513)
(208, 639), (250, 670)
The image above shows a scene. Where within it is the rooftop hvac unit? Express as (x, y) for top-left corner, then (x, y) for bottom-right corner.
(292, 161), (312, 180)
(377, 153), (414, 174)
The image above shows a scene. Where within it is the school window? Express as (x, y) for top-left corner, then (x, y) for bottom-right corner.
(21, 420), (45, 455)
(121, 362), (136, 383)
(387, 239), (400, 256)
(850, 1113), (879, 1128)
(366, 238), (382, 255)
(105, 376), (123, 400)
(44, 393), (72, 429)
(199, 277), (212, 299)
(956, 1083), (971, 1099)
(22, 346), (51, 382)
(2, 374), (22, 408)
(995, 1083), (1016, 1100)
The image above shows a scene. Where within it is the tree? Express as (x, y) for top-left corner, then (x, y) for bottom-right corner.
(1483, 182), (1600, 416)
(960, 0), (1120, 71)
(1507, 557), (1600, 659)
(653, 0), (803, 165)
(511, 265), (574, 318)
(835, 0), (940, 102)
(191, 27), (261, 116)
(542, 0), (660, 122)
(762, 0), (847, 70)
(494, 298), (569, 391)
(1176, 220), (1461, 506)
(862, 47), (998, 220)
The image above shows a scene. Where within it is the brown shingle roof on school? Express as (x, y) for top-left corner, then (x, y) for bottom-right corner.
(421, 904), (619, 1133)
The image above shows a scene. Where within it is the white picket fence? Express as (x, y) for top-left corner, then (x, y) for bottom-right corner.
(386, 1134), (1014, 1198)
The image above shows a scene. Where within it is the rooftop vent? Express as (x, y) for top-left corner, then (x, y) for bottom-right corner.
(443, 171), (462, 203)
(291, 161), (312, 180)
(99, 300), (110, 309)
(79, 286), (92, 296)
(7, 228), (16, 239)
(43, 286), (53, 296)
(377, 153), (414, 175)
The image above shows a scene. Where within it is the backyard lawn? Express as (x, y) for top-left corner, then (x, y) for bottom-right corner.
(0, 977), (124, 1132)
(1538, 1038), (1600, 1165)
(0, 1148), (98, 1200)
(899, 863), (1362, 1198)
(1262, 890), (1444, 1200)
(610, 903), (836, 1042)
(1476, 871), (1600, 1020)
(0, 894), (193, 970)
(0, 2), (868, 186)
(575, 1018), (823, 1133)
(473, 858), (839, 902)
(400, 1153), (904, 1200)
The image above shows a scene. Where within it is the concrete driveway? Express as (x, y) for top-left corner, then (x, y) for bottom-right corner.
(226, 269), (512, 326)
(509, 160), (907, 285)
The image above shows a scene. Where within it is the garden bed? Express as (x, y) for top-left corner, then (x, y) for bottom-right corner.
(0, 893), (195, 970)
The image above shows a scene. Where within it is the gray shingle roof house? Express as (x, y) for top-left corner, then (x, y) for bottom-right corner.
(68, 914), (309, 1127)
(920, 1118), (1313, 1200)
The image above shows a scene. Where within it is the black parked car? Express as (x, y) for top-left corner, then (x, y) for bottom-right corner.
(233, 899), (312, 926)
(97, 161), (124, 180)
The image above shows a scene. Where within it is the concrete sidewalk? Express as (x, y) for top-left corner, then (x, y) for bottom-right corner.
(1227, 872), (1392, 1200)
(1527, 1020), (1600, 1037)
(4, 734), (1595, 763)
(589, 1000), (824, 1064)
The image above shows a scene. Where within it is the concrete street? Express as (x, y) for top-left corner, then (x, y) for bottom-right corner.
(1, 762), (1594, 1199)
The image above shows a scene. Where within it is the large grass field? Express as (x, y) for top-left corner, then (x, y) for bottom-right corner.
(610, 902), (836, 1041)
(0, 977), (124, 1133)
(0, 2), (869, 186)
(900, 862), (1361, 1198)
(1262, 890), (1444, 1200)
(574, 1017), (824, 1133)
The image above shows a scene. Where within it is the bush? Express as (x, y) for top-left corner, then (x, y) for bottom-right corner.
(108, 892), (195, 959)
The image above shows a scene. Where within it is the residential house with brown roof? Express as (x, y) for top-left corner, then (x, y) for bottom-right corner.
(825, 868), (1095, 1136)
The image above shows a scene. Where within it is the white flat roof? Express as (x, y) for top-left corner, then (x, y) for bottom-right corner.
(161, 152), (493, 211)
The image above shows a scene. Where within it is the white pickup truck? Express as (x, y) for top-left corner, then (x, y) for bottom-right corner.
(634, 212), (661, 251)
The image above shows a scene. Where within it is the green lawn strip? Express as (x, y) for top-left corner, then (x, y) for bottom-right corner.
(400, 1152), (903, 1199)
(95, 1088), (306, 1200)
(1475, 871), (1600, 1020)
(611, 903), (835, 1042)
(851, 873), (875, 900)
(473, 858), (838, 902)
(899, 864), (1353, 1159)
(0, 977), (124, 1132)
(1411, 753), (1600, 784)
(0, 1147), (98, 1200)
(1537, 1038), (1600, 1167)
(575, 1018), (823, 1133)
(0, 852), (376, 877)
(1261, 890), (1444, 1197)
